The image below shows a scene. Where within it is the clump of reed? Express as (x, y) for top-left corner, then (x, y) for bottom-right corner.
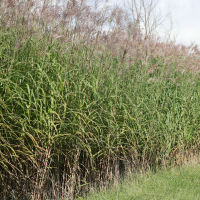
(1, 0), (200, 199)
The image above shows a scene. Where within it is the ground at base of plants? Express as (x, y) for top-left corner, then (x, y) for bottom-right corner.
(84, 162), (200, 200)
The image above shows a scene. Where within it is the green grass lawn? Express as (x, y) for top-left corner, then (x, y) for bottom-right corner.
(85, 162), (200, 200)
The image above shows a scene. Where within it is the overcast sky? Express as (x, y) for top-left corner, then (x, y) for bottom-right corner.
(88, 0), (200, 47)
(158, 0), (200, 46)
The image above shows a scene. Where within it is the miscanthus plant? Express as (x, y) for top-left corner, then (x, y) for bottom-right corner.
(1, 0), (200, 199)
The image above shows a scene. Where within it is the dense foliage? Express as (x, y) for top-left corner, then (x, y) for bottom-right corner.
(0, 0), (200, 199)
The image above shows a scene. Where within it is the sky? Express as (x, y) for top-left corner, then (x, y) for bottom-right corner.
(87, 0), (200, 47)
(158, 0), (200, 46)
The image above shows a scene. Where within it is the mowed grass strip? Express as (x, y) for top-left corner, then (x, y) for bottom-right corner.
(85, 162), (200, 200)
